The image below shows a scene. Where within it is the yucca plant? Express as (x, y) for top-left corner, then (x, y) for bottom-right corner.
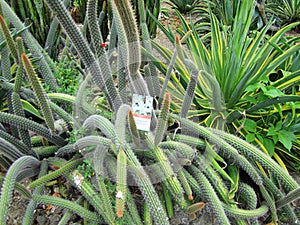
(145, 0), (300, 169)
(0, 0), (299, 224)
(193, 0), (269, 31)
(164, 0), (202, 14)
(267, 0), (300, 29)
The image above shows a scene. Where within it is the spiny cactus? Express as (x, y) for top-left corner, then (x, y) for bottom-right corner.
(56, 197), (84, 225)
(0, 156), (40, 224)
(116, 149), (127, 218)
(23, 160), (48, 225)
(0, 15), (18, 61)
(111, 0), (141, 77)
(155, 93), (170, 145)
(187, 165), (231, 225)
(29, 158), (84, 189)
(0, 136), (24, 161)
(138, 0), (160, 97)
(44, 0), (122, 111)
(0, 112), (65, 146)
(0, 0), (58, 90)
(22, 53), (55, 132)
(0, 130), (31, 156)
(14, 36), (25, 92)
(32, 194), (101, 222)
(11, 92), (32, 148)
(208, 127), (299, 192)
(276, 187), (300, 209)
(0, 0), (298, 224)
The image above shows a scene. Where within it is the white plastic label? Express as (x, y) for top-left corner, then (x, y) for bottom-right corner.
(132, 94), (153, 132)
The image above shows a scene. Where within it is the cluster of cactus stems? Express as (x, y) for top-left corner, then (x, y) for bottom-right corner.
(0, 0), (299, 224)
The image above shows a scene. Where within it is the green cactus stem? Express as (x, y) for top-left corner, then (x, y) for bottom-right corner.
(0, 156), (40, 224)
(116, 149), (127, 218)
(32, 194), (101, 222)
(22, 53), (55, 132)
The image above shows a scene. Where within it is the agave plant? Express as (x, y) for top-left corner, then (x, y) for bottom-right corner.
(0, 0), (299, 224)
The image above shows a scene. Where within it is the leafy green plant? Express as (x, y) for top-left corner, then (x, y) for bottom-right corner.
(193, 0), (269, 30)
(164, 0), (202, 14)
(268, 0), (300, 29)
(146, 0), (300, 169)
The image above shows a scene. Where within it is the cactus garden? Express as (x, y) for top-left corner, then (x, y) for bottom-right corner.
(0, 0), (299, 224)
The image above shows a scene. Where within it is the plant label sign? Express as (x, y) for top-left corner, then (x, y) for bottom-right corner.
(132, 94), (153, 132)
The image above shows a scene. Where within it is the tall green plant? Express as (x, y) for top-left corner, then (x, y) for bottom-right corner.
(165, 0), (202, 14)
(145, 0), (300, 167)
(268, 0), (300, 29)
